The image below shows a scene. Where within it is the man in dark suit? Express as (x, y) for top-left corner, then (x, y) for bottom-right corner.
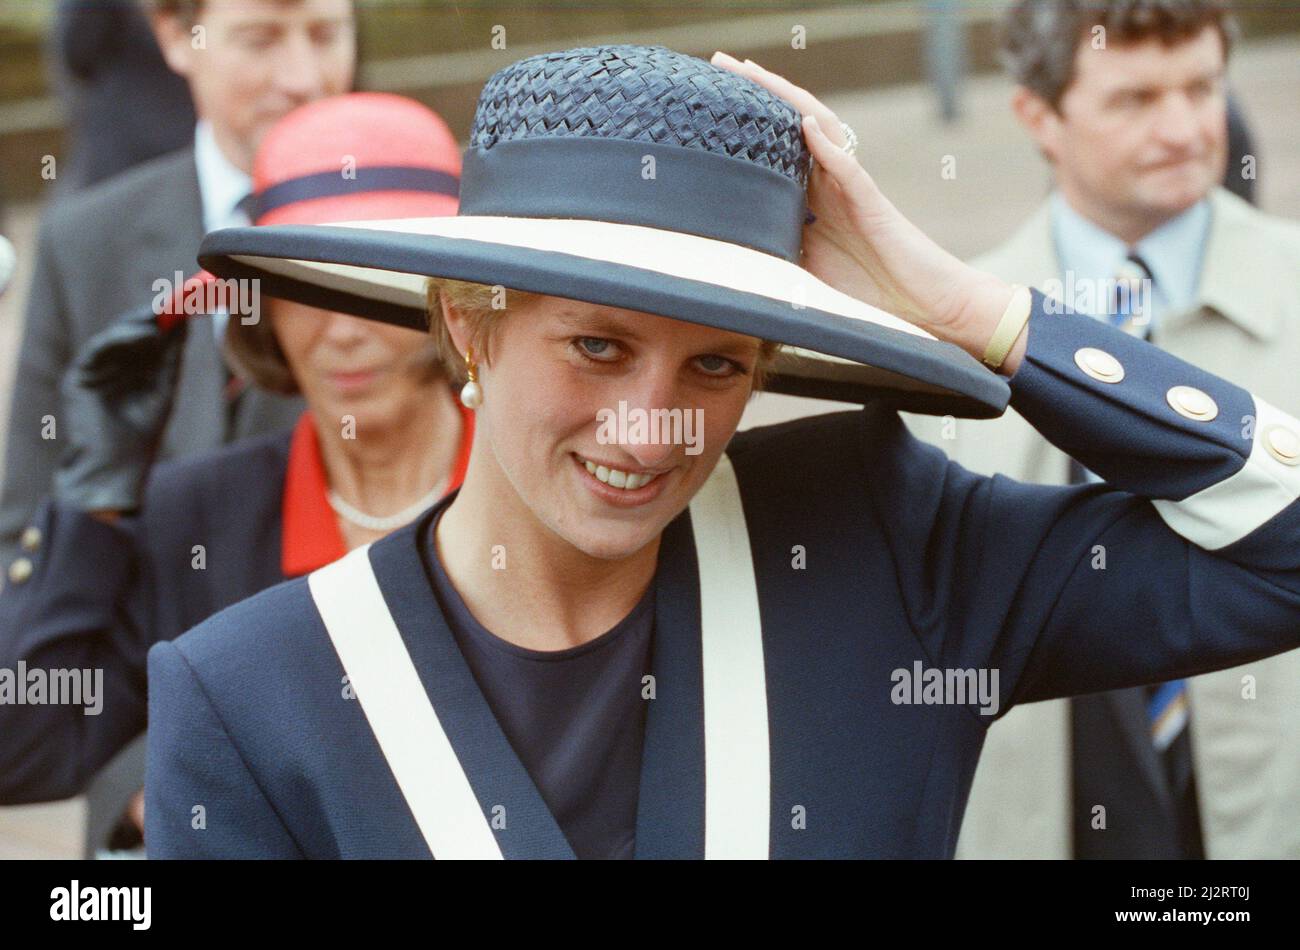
(0, 0), (356, 856)
(49, 0), (197, 194)
(0, 0), (356, 574)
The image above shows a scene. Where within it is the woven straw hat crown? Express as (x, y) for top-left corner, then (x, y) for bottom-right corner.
(469, 44), (813, 190)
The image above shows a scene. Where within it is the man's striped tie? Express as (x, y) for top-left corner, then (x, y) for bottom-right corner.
(1148, 680), (1190, 753)
(1147, 679), (1204, 857)
(1111, 253), (1154, 335)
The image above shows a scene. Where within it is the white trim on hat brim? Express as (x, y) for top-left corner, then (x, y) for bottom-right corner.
(212, 213), (1008, 414)
(231, 214), (933, 339)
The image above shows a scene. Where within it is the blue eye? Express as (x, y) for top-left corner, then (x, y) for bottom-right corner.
(574, 337), (620, 362)
(695, 354), (738, 376)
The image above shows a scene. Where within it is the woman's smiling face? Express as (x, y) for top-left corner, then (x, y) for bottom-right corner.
(446, 293), (762, 561)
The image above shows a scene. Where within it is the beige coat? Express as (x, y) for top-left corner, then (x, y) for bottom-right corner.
(907, 188), (1300, 858)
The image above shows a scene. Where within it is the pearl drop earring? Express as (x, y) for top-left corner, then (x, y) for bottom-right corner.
(459, 346), (483, 409)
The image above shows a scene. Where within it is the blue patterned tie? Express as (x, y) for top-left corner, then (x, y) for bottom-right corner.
(1147, 679), (1203, 857)
(1111, 253), (1154, 336)
(1147, 680), (1189, 752)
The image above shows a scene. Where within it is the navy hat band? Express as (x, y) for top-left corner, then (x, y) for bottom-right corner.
(252, 166), (460, 220)
(458, 137), (806, 263)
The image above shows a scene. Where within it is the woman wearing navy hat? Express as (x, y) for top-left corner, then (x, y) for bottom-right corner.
(0, 93), (472, 809)
(157, 46), (1300, 859)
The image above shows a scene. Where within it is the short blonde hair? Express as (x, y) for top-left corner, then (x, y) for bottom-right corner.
(425, 279), (543, 383)
(424, 277), (781, 388)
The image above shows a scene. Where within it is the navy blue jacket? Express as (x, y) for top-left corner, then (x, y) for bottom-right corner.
(0, 431), (289, 802)
(145, 296), (1300, 858)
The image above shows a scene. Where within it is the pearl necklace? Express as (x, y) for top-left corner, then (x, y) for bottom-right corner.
(327, 480), (447, 532)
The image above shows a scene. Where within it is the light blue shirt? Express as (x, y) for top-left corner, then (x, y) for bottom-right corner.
(1050, 191), (1212, 331)
(195, 120), (253, 235)
(194, 121), (254, 343)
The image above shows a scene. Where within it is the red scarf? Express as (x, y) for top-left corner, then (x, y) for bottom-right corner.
(280, 404), (475, 577)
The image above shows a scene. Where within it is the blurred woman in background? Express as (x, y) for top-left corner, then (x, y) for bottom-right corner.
(0, 94), (470, 824)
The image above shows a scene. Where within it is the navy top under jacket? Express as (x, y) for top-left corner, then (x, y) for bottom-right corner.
(0, 431), (290, 803)
(145, 294), (1300, 859)
(426, 505), (655, 859)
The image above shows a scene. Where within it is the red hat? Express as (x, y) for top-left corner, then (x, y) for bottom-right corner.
(160, 92), (460, 330)
(250, 91), (460, 226)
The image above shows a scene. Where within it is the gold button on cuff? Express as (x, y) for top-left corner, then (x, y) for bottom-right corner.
(7, 557), (33, 585)
(19, 526), (41, 552)
(1166, 385), (1218, 422)
(1074, 347), (1124, 383)
(1264, 425), (1300, 466)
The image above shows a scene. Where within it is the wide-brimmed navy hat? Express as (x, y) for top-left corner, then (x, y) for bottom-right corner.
(199, 44), (1009, 417)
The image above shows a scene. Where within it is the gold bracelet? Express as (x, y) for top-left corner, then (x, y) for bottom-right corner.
(981, 284), (1034, 372)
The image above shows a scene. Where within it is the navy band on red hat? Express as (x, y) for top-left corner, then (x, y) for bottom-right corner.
(251, 166), (460, 220)
(457, 137), (807, 263)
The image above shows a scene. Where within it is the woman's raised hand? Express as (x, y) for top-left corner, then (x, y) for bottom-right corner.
(711, 52), (1023, 372)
